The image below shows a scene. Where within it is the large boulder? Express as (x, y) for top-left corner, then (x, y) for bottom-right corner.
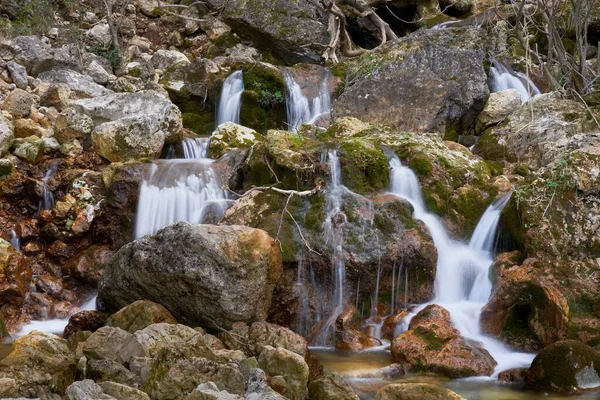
(2, 36), (55, 76)
(475, 88), (522, 133)
(333, 28), (489, 134)
(257, 345), (309, 400)
(391, 305), (497, 378)
(38, 69), (112, 98)
(210, 0), (329, 65)
(525, 340), (600, 393)
(0, 331), (78, 397)
(69, 90), (183, 162)
(374, 383), (466, 400)
(98, 222), (282, 329)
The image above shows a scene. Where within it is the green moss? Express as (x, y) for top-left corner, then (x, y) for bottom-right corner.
(514, 164), (530, 177)
(182, 112), (215, 135)
(413, 326), (445, 351)
(339, 139), (390, 194)
(408, 155), (434, 178)
(475, 128), (508, 161)
(205, 32), (240, 58)
(499, 197), (526, 253)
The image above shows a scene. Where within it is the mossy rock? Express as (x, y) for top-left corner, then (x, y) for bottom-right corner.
(474, 127), (508, 161)
(182, 112), (215, 136)
(205, 32), (240, 58)
(338, 138), (389, 194)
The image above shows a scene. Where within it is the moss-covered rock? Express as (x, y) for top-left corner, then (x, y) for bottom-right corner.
(338, 138), (389, 194)
(209, 122), (258, 159)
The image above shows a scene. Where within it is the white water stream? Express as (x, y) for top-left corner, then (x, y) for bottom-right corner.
(490, 60), (541, 103)
(388, 156), (534, 376)
(216, 70), (244, 126)
(285, 72), (331, 132)
(9, 230), (20, 252)
(39, 163), (57, 211)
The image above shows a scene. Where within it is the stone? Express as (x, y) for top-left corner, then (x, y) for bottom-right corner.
(87, 60), (112, 85)
(150, 49), (190, 71)
(333, 29), (489, 134)
(0, 237), (32, 306)
(258, 345), (309, 400)
(185, 382), (242, 400)
(11, 135), (44, 163)
(69, 90), (183, 162)
(55, 107), (95, 143)
(525, 340), (600, 393)
(0, 377), (18, 397)
(87, 359), (140, 387)
(6, 61), (28, 89)
(0, 115), (14, 156)
(14, 118), (48, 138)
(6, 36), (55, 76)
(107, 300), (177, 334)
(209, 122), (257, 158)
(475, 89), (522, 133)
(0, 158), (14, 176)
(38, 69), (111, 98)
(98, 222), (282, 329)
(220, 321), (307, 358)
(63, 311), (108, 339)
(65, 379), (114, 400)
(212, 0), (328, 64)
(335, 327), (379, 351)
(82, 326), (145, 364)
(35, 274), (63, 296)
(134, 323), (200, 357)
(39, 83), (71, 111)
(308, 374), (359, 400)
(498, 368), (527, 384)
(0, 331), (78, 397)
(64, 245), (114, 284)
(391, 305), (497, 378)
(245, 368), (286, 400)
(374, 383), (466, 400)
(99, 381), (150, 400)
(1, 88), (36, 117)
(85, 24), (112, 49)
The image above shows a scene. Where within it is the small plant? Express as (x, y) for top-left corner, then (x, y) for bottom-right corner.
(258, 90), (284, 108)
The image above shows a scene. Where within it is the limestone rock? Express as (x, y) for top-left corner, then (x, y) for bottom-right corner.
(55, 107), (95, 143)
(6, 61), (28, 89)
(1, 88), (36, 117)
(0, 115), (14, 157)
(185, 382), (242, 400)
(99, 381), (150, 400)
(87, 359), (141, 387)
(209, 122), (257, 159)
(475, 89), (522, 133)
(308, 374), (359, 400)
(107, 301), (177, 333)
(134, 323), (200, 357)
(245, 368), (287, 400)
(85, 24), (112, 49)
(151, 49), (190, 71)
(38, 69), (111, 98)
(5, 36), (55, 76)
(258, 345), (309, 400)
(14, 118), (48, 138)
(82, 326), (145, 364)
(374, 383), (466, 400)
(391, 305), (497, 378)
(98, 222), (282, 329)
(220, 321), (307, 358)
(66, 379), (114, 400)
(525, 340), (600, 393)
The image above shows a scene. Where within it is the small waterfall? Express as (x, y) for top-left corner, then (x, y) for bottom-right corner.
(134, 137), (228, 239)
(389, 155), (534, 375)
(285, 72), (331, 132)
(312, 151), (348, 345)
(490, 60), (541, 102)
(39, 163), (57, 211)
(9, 230), (20, 252)
(216, 71), (244, 126)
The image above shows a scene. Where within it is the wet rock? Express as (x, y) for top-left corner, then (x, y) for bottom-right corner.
(35, 274), (63, 297)
(64, 245), (114, 284)
(498, 368), (527, 384)
(481, 259), (569, 350)
(335, 328), (379, 351)
(333, 29), (489, 134)
(0, 238), (32, 306)
(65, 379), (113, 400)
(391, 305), (497, 378)
(220, 321), (307, 358)
(308, 374), (359, 400)
(69, 90), (183, 162)
(64, 311), (108, 339)
(134, 323), (200, 357)
(212, 0), (328, 65)
(381, 311), (407, 341)
(525, 340), (600, 393)
(374, 383), (466, 400)
(0, 115), (14, 157)
(87, 359), (141, 387)
(82, 326), (145, 364)
(6, 61), (28, 89)
(107, 301), (177, 334)
(1, 88), (36, 117)
(98, 222), (282, 329)
(475, 89), (521, 133)
(258, 345), (308, 399)
(99, 381), (150, 400)
(209, 122), (257, 159)
(0, 331), (78, 397)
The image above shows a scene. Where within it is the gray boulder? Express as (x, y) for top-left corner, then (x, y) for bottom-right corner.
(210, 0), (328, 65)
(99, 381), (150, 400)
(151, 49), (190, 71)
(66, 380), (115, 400)
(38, 69), (111, 98)
(98, 222), (282, 329)
(0, 115), (14, 157)
(82, 326), (145, 364)
(6, 61), (28, 89)
(333, 28), (489, 134)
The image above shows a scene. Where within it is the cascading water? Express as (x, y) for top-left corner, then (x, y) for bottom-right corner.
(285, 72), (331, 132)
(9, 230), (20, 252)
(490, 60), (541, 103)
(134, 137), (228, 239)
(389, 155), (534, 375)
(39, 163), (57, 211)
(216, 70), (244, 126)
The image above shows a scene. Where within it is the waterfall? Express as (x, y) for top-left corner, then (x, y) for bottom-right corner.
(490, 60), (541, 102)
(9, 230), (20, 252)
(389, 155), (534, 375)
(134, 138), (228, 239)
(285, 72), (331, 132)
(39, 163), (57, 211)
(216, 70), (244, 126)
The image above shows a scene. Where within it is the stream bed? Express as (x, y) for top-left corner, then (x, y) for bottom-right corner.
(311, 347), (599, 400)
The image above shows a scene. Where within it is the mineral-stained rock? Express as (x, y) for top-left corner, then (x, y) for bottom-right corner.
(391, 305), (497, 378)
(98, 222), (282, 329)
(1, 88), (36, 118)
(63, 311), (108, 339)
(107, 301), (177, 334)
(258, 346), (309, 400)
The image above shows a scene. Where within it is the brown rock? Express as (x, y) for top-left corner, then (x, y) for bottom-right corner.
(0, 238), (32, 306)
(15, 218), (38, 239)
(1, 88), (36, 118)
(82, 326), (145, 364)
(374, 383), (466, 400)
(498, 368), (527, 384)
(51, 301), (77, 319)
(47, 240), (73, 258)
(64, 245), (114, 283)
(39, 83), (71, 111)
(14, 118), (48, 138)
(71, 208), (92, 233)
(36, 274), (63, 297)
(63, 310), (108, 339)
(220, 321), (307, 357)
(22, 241), (42, 255)
(391, 305), (497, 378)
(381, 311), (407, 341)
(335, 328), (379, 351)
(107, 300), (177, 333)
